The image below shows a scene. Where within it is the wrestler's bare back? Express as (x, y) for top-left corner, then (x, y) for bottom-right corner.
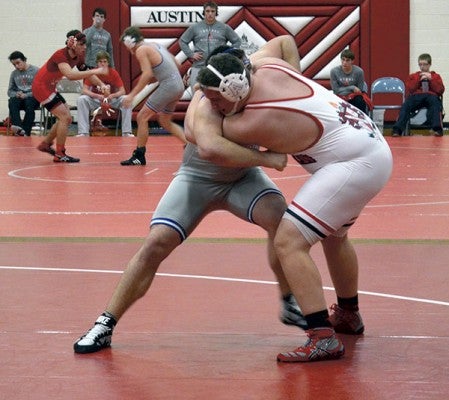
(222, 57), (321, 154)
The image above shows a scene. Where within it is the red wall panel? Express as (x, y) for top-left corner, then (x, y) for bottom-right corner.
(82, 0), (409, 121)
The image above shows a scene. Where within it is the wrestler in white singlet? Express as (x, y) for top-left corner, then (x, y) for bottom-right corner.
(229, 64), (393, 244)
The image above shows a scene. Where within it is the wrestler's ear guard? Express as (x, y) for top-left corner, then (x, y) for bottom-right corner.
(122, 35), (137, 49)
(206, 64), (250, 102)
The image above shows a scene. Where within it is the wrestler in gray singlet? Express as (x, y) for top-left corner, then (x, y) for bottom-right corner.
(145, 43), (184, 113)
(151, 142), (283, 241)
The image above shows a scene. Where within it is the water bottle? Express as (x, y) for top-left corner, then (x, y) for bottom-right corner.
(422, 79), (429, 92)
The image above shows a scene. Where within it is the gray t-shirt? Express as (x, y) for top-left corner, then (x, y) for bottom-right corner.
(83, 26), (114, 67)
(179, 20), (241, 69)
(7, 64), (39, 98)
(330, 65), (365, 96)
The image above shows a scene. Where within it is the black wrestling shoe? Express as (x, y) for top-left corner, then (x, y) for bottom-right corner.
(53, 152), (80, 163)
(120, 149), (146, 165)
(280, 293), (308, 330)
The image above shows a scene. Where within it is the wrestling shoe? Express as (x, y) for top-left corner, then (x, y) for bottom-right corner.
(37, 141), (56, 156)
(120, 149), (146, 166)
(329, 303), (365, 334)
(74, 313), (116, 354)
(277, 327), (344, 363)
(53, 152), (80, 163)
(280, 294), (308, 330)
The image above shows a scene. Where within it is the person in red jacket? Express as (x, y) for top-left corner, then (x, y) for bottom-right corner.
(392, 53), (445, 136)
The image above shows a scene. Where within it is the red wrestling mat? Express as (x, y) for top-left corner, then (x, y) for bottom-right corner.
(1, 240), (448, 399)
(1, 135), (448, 399)
(0, 135), (448, 239)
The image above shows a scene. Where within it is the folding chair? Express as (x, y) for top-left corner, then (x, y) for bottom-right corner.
(41, 78), (82, 135)
(370, 77), (406, 134)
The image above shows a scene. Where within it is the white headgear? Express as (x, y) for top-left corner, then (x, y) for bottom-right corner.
(122, 35), (136, 49)
(206, 64), (250, 102)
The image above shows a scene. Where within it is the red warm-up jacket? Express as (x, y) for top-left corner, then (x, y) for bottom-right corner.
(405, 71), (445, 97)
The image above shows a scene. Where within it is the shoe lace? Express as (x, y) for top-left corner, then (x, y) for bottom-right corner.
(84, 323), (110, 340)
(330, 303), (340, 313)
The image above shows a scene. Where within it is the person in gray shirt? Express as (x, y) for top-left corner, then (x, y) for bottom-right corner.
(330, 49), (369, 114)
(7, 51), (39, 136)
(179, 1), (241, 92)
(83, 7), (114, 69)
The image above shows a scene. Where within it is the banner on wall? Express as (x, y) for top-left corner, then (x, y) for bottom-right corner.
(131, 5), (264, 59)
(127, 4), (362, 79)
(131, 6), (241, 27)
(82, 0), (410, 120)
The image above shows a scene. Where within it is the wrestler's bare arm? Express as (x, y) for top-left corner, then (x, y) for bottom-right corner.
(250, 35), (301, 72)
(58, 62), (108, 81)
(120, 47), (157, 108)
(184, 91), (202, 142)
(192, 36), (302, 166)
(128, 46), (156, 97)
(192, 97), (287, 171)
(88, 74), (108, 91)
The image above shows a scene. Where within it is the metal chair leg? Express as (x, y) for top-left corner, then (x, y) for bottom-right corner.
(115, 109), (121, 136)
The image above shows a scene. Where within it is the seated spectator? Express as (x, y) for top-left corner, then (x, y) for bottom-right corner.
(76, 51), (132, 137)
(330, 49), (371, 114)
(7, 51), (40, 136)
(392, 53), (445, 137)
